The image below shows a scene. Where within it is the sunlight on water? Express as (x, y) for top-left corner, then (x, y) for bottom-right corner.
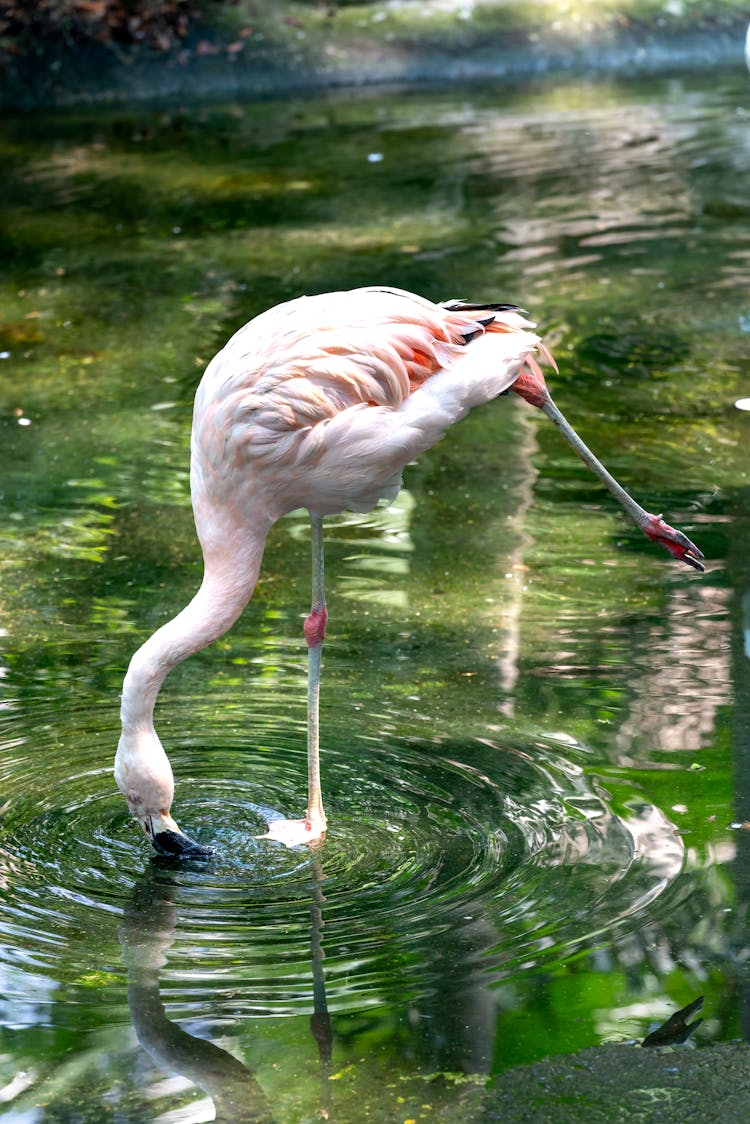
(0, 68), (748, 1121)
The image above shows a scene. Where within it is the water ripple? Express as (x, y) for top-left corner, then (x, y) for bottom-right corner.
(0, 704), (686, 1021)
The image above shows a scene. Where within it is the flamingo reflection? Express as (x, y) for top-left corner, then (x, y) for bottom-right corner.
(119, 861), (331, 1123)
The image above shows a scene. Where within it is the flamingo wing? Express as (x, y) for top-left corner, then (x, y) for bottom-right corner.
(192, 287), (545, 517)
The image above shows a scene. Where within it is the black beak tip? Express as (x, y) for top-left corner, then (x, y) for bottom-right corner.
(151, 829), (214, 861)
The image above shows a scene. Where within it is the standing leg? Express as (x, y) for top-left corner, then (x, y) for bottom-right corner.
(259, 512), (328, 847)
(304, 513), (328, 830)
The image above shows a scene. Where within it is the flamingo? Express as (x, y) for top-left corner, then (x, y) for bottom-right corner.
(114, 286), (703, 857)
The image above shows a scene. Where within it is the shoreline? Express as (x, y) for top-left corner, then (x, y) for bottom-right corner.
(1, 7), (748, 110)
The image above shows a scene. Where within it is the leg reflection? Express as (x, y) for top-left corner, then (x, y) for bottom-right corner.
(309, 857), (332, 1118)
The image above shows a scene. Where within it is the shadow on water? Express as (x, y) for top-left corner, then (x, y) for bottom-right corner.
(1, 67), (750, 1119)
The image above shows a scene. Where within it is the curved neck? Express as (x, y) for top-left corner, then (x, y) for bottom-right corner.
(120, 528), (269, 734)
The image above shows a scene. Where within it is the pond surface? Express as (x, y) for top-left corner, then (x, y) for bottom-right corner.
(1, 67), (749, 1121)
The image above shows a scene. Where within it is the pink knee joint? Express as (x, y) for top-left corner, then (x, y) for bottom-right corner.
(304, 606), (328, 648)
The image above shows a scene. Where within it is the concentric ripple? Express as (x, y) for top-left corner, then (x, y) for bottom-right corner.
(0, 697), (686, 1025)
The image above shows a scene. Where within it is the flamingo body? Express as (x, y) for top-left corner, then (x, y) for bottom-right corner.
(190, 288), (538, 524)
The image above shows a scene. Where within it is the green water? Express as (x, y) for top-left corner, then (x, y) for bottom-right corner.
(0, 69), (749, 1121)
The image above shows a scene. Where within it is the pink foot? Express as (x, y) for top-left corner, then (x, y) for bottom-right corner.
(640, 513), (704, 571)
(257, 813), (327, 849)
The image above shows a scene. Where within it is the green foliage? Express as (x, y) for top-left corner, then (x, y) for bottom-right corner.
(0, 0), (220, 60)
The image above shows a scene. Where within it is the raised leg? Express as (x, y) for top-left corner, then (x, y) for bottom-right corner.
(512, 365), (704, 571)
(259, 512), (328, 847)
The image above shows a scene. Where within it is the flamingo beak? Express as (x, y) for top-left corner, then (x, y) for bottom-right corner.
(137, 811), (214, 860)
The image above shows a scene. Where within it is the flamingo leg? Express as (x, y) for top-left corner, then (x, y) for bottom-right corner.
(258, 512), (328, 847)
(512, 367), (703, 571)
(304, 513), (328, 828)
(540, 395), (704, 571)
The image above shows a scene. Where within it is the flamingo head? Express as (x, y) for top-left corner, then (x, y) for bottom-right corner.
(115, 731), (213, 859)
(135, 808), (213, 859)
